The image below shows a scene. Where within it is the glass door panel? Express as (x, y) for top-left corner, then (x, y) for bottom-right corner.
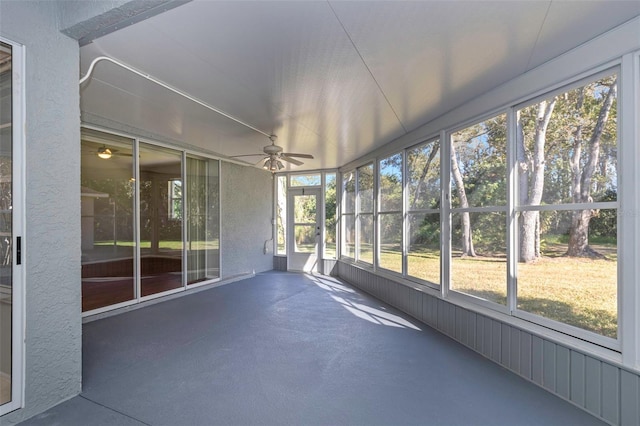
(288, 189), (320, 271)
(81, 129), (136, 311)
(0, 40), (12, 407)
(139, 143), (183, 296)
(186, 156), (219, 285)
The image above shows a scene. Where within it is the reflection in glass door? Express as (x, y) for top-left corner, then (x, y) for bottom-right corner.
(81, 129), (136, 311)
(288, 188), (321, 271)
(139, 143), (183, 297)
(80, 130), (221, 313)
(0, 39), (13, 409)
(186, 156), (219, 284)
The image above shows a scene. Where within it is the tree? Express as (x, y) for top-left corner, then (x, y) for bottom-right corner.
(409, 144), (439, 210)
(324, 177), (337, 244)
(567, 78), (617, 257)
(517, 98), (556, 262)
(450, 141), (475, 257)
(515, 74), (617, 261)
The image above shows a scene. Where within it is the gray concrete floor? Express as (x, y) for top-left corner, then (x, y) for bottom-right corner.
(21, 272), (604, 426)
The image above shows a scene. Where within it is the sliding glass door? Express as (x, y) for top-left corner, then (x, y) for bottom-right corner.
(81, 129), (136, 311)
(139, 143), (183, 297)
(186, 156), (220, 284)
(0, 39), (13, 411)
(0, 37), (23, 415)
(81, 129), (220, 314)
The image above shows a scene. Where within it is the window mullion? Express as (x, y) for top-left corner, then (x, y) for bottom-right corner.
(402, 150), (408, 277)
(507, 108), (518, 313)
(181, 151), (187, 288)
(355, 169), (360, 262)
(441, 129), (450, 299)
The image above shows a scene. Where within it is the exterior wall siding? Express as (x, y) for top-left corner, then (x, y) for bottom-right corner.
(337, 261), (640, 426)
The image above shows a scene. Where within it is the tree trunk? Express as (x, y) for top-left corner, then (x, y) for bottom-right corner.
(567, 209), (591, 256)
(567, 80), (616, 257)
(520, 210), (539, 261)
(517, 99), (556, 262)
(450, 141), (475, 257)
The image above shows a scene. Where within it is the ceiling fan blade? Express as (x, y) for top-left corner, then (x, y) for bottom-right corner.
(229, 153), (266, 158)
(282, 153), (314, 159)
(280, 155), (303, 166)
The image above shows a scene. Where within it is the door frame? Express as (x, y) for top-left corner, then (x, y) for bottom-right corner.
(0, 36), (25, 416)
(287, 187), (322, 272)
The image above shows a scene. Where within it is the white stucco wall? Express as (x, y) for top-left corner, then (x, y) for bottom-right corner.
(0, 1), (82, 422)
(221, 162), (274, 277)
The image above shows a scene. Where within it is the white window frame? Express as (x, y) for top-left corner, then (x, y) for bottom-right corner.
(404, 138), (442, 289)
(340, 170), (356, 261)
(377, 152), (403, 276)
(0, 36), (25, 416)
(356, 163), (375, 266)
(322, 172), (338, 260)
(273, 174), (288, 257)
(510, 69), (621, 350)
(445, 111), (511, 316)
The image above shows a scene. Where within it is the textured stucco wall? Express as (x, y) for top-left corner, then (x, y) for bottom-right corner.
(0, 1), (82, 423)
(221, 162), (274, 277)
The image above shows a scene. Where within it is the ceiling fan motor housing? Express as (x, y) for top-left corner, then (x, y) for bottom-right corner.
(263, 144), (283, 155)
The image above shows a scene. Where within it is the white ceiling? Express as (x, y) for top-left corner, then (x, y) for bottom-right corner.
(79, 0), (640, 172)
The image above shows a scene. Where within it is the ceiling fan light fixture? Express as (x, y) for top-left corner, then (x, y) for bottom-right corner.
(97, 146), (112, 159)
(276, 160), (284, 170)
(263, 159), (271, 170)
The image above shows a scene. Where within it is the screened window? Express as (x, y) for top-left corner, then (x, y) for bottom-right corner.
(407, 139), (441, 285)
(324, 173), (337, 259)
(449, 114), (507, 305)
(335, 67), (627, 350)
(341, 171), (355, 259)
(378, 153), (402, 273)
(276, 175), (287, 255)
(515, 73), (618, 339)
(357, 163), (374, 264)
(290, 174), (321, 187)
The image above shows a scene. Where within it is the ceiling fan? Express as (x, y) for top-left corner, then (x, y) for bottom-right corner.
(231, 135), (313, 172)
(82, 144), (132, 160)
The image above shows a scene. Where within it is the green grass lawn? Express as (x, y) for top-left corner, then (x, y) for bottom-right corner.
(404, 242), (617, 339)
(367, 241), (617, 339)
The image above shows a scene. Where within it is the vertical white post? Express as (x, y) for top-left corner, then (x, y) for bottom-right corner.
(440, 130), (450, 299)
(506, 108), (518, 313)
(620, 52), (640, 369)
